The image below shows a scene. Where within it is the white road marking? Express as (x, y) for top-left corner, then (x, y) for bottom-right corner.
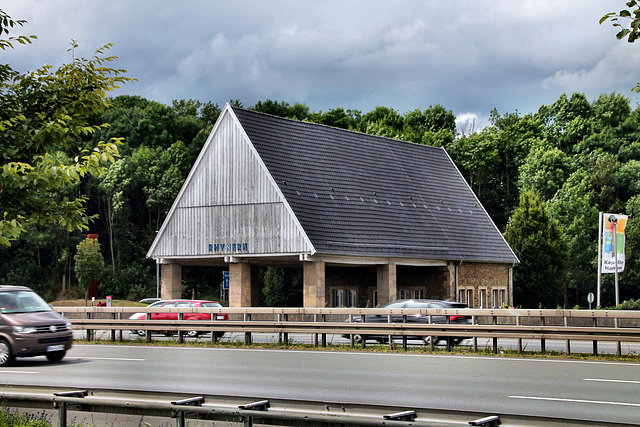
(510, 395), (640, 407)
(66, 357), (145, 361)
(0, 370), (38, 374)
(585, 378), (640, 384)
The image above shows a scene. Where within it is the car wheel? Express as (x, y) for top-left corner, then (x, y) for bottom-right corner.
(136, 330), (147, 337)
(422, 335), (439, 346)
(353, 334), (364, 344)
(187, 330), (200, 337)
(45, 351), (66, 363)
(0, 340), (14, 366)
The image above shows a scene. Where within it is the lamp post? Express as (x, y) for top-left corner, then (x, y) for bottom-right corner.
(609, 215), (619, 306)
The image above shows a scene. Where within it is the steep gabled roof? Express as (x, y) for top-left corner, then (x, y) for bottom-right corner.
(232, 106), (518, 264)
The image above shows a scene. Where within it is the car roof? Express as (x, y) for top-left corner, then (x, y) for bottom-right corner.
(386, 299), (468, 308)
(0, 285), (33, 293)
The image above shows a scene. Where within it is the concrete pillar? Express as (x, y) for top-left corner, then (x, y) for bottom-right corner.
(303, 261), (326, 307)
(160, 263), (182, 299)
(376, 264), (397, 306)
(229, 263), (258, 307)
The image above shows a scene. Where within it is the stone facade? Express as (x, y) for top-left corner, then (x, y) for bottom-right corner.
(456, 262), (512, 308)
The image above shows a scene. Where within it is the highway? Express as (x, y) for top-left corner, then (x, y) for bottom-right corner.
(1, 344), (639, 424)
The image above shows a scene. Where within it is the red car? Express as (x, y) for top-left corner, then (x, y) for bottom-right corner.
(130, 299), (228, 338)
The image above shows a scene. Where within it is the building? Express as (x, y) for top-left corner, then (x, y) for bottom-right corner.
(147, 104), (519, 308)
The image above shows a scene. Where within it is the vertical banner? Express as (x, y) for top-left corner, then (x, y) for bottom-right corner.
(601, 213), (628, 273)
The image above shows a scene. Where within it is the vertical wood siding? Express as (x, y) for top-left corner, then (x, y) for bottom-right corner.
(150, 112), (312, 257)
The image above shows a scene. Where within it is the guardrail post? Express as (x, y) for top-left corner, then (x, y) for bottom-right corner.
(492, 315), (498, 354)
(593, 318), (598, 356)
(322, 314), (327, 348)
(283, 313), (288, 343)
(361, 313), (366, 348)
(86, 311), (92, 342)
(171, 396), (204, 427)
(516, 316), (522, 354)
(403, 314), (408, 351)
(211, 311), (218, 343)
(146, 312), (152, 343)
(239, 399), (270, 427)
(313, 314), (319, 347)
(387, 314), (393, 349)
(178, 313), (185, 344)
(564, 316), (570, 355)
(540, 316), (546, 354)
(54, 390), (88, 427)
(472, 315), (478, 352)
(111, 312), (116, 342)
(445, 315), (452, 351)
(244, 313), (252, 345)
(615, 317), (622, 357)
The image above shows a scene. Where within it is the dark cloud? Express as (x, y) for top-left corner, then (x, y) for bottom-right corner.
(2, 0), (638, 126)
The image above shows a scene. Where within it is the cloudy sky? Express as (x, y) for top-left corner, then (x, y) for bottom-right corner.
(2, 1), (639, 126)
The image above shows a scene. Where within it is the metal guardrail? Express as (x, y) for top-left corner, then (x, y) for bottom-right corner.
(54, 306), (640, 356)
(0, 385), (634, 427)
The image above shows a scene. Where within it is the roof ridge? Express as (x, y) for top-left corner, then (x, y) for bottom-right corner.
(230, 105), (446, 152)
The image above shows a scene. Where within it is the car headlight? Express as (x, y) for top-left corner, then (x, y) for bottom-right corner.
(13, 325), (37, 334)
(66, 322), (72, 330)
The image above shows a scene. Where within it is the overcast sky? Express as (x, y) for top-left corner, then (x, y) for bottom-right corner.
(2, 1), (639, 127)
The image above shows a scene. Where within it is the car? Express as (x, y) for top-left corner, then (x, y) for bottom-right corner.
(129, 299), (228, 338)
(0, 286), (73, 366)
(343, 299), (471, 345)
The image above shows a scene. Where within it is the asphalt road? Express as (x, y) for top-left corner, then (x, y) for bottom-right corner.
(1, 344), (639, 424)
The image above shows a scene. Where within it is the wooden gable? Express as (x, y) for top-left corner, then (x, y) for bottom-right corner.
(147, 105), (314, 260)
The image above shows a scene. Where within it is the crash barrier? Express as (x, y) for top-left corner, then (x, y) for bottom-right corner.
(0, 385), (632, 427)
(55, 306), (640, 356)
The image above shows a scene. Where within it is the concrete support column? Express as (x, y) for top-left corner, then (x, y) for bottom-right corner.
(229, 263), (258, 307)
(303, 261), (326, 307)
(376, 264), (397, 306)
(161, 263), (182, 299)
(446, 262), (456, 301)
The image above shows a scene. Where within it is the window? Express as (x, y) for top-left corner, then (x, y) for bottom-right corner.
(413, 289), (424, 299)
(466, 289), (473, 308)
(492, 289), (506, 308)
(333, 289), (344, 307)
(458, 289), (464, 303)
(399, 289), (410, 299)
(347, 289), (357, 307)
(479, 290), (486, 308)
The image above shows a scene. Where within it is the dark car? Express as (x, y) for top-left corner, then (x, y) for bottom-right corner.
(130, 299), (228, 338)
(0, 286), (73, 366)
(343, 299), (471, 345)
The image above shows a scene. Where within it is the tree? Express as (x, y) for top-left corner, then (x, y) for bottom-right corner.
(74, 237), (104, 296)
(505, 191), (568, 308)
(0, 11), (134, 246)
(601, 1), (640, 92)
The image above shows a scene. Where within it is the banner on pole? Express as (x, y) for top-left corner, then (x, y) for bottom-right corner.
(601, 213), (628, 273)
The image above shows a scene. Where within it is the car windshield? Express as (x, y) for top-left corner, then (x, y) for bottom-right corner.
(201, 302), (222, 307)
(0, 291), (51, 313)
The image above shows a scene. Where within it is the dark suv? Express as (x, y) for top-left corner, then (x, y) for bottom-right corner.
(0, 286), (73, 365)
(344, 299), (471, 345)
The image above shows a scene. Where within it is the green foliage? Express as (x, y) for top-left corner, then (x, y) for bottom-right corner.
(0, 12), (134, 246)
(74, 237), (104, 290)
(0, 407), (52, 427)
(610, 299), (640, 310)
(601, 1), (640, 92)
(261, 267), (303, 307)
(505, 191), (568, 308)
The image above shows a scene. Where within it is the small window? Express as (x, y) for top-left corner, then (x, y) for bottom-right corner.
(347, 289), (357, 307)
(466, 289), (473, 308)
(479, 290), (486, 308)
(333, 289), (344, 307)
(399, 289), (410, 299)
(413, 289), (424, 299)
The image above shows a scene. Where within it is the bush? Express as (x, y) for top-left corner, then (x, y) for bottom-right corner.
(610, 299), (640, 310)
